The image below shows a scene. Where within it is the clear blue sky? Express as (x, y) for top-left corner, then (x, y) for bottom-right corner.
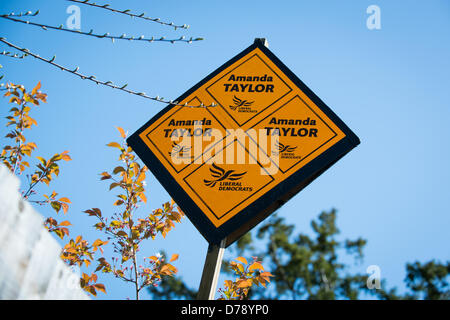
(1, 0), (449, 299)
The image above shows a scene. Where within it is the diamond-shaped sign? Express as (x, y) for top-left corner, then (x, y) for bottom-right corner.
(206, 53), (292, 126)
(127, 39), (360, 247)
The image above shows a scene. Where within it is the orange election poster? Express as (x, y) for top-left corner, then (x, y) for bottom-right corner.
(127, 39), (360, 246)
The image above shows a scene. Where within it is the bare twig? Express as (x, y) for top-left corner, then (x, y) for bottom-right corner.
(0, 10), (40, 17)
(0, 16), (203, 44)
(0, 38), (216, 108)
(0, 50), (28, 59)
(67, 0), (189, 30)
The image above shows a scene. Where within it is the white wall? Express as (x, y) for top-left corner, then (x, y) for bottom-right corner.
(0, 164), (89, 300)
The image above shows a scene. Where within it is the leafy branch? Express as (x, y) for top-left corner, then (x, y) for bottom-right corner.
(1, 83), (107, 296)
(218, 256), (273, 300)
(84, 127), (184, 299)
(1, 82), (76, 241)
(67, 0), (189, 30)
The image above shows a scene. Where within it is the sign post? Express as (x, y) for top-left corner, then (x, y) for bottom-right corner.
(196, 238), (226, 300)
(127, 37), (360, 299)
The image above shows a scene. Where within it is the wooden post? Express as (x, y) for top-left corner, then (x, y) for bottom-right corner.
(196, 238), (226, 300)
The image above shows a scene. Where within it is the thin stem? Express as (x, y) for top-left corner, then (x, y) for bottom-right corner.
(124, 152), (140, 300)
(133, 252), (139, 300)
(22, 164), (50, 199)
(12, 104), (26, 175)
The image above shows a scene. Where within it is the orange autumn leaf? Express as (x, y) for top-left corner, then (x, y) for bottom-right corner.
(235, 257), (248, 265)
(58, 197), (71, 203)
(117, 127), (126, 139)
(107, 142), (121, 149)
(249, 262), (264, 272)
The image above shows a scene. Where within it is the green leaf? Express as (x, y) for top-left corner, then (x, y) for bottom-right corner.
(51, 201), (61, 213)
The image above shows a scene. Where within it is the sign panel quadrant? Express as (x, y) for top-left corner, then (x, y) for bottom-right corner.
(127, 40), (360, 246)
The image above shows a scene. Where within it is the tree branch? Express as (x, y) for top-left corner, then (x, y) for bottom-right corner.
(0, 37), (216, 108)
(0, 15), (202, 44)
(0, 50), (28, 59)
(67, 0), (189, 30)
(0, 10), (40, 18)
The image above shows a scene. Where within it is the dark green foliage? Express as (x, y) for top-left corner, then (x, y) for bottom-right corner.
(147, 209), (449, 300)
(230, 209), (368, 300)
(404, 260), (450, 299)
(147, 274), (197, 300)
